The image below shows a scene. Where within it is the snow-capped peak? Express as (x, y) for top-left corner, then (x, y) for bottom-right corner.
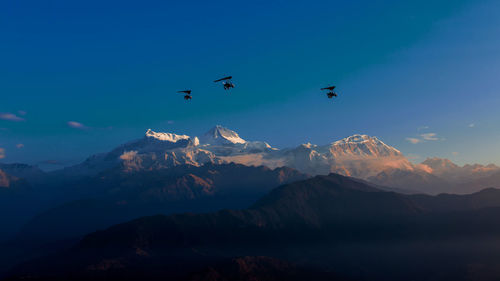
(200, 125), (246, 145)
(145, 129), (191, 143)
(329, 134), (402, 157)
(333, 134), (380, 145)
(300, 142), (317, 149)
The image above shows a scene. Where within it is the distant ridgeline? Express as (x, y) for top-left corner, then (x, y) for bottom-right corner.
(36, 126), (500, 195)
(6, 174), (500, 281)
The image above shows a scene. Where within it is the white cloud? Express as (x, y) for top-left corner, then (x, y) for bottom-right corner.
(420, 133), (439, 141)
(468, 123), (475, 128)
(0, 148), (5, 159)
(67, 121), (87, 129)
(0, 112), (24, 122)
(406, 132), (442, 144)
(406, 138), (421, 144)
(16, 143), (24, 149)
(120, 150), (138, 161)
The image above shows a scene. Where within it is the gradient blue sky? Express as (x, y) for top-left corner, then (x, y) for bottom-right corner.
(1, 0), (500, 168)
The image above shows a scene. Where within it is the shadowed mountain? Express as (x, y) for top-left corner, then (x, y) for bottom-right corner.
(8, 174), (500, 281)
(0, 168), (35, 241)
(0, 163), (307, 277)
(368, 168), (450, 194)
(17, 163), (307, 242)
(453, 171), (500, 194)
(0, 164), (46, 185)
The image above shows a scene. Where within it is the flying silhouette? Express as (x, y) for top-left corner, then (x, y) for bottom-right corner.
(321, 86), (338, 99)
(214, 76), (235, 90)
(178, 90), (192, 100)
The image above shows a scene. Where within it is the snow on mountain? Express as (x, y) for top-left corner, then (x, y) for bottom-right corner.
(41, 125), (500, 194)
(145, 129), (192, 143)
(53, 127), (436, 189)
(197, 126), (275, 158)
(199, 125), (246, 145)
(55, 126), (276, 177)
(421, 157), (500, 182)
(111, 129), (217, 172)
(328, 134), (402, 158)
(265, 135), (413, 179)
(241, 141), (274, 151)
(55, 129), (208, 176)
(55, 127), (418, 181)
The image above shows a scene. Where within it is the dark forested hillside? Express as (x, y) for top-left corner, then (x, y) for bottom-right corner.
(7, 173), (500, 281)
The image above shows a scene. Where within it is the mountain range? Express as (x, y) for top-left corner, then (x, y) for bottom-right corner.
(0, 163), (307, 275)
(14, 163), (307, 242)
(7, 173), (500, 281)
(2, 125), (500, 280)
(44, 125), (500, 194)
(2, 125), (499, 242)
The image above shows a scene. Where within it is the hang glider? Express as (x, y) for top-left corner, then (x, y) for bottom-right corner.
(321, 85), (338, 99)
(177, 90), (192, 100)
(214, 76), (235, 90)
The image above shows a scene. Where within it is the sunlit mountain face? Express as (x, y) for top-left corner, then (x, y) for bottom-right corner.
(46, 126), (497, 194)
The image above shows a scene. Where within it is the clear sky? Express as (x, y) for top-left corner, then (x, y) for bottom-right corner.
(1, 0), (500, 169)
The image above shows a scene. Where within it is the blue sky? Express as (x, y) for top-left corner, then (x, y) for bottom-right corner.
(1, 0), (500, 168)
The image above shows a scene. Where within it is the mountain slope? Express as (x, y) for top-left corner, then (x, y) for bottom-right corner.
(367, 168), (450, 194)
(40, 126), (500, 195)
(200, 125), (246, 145)
(52, 127), (418, 186)
(253, 134), (415, 179)
(13, 163), (308, 244)
(422, 157), (500, 182)
(9, 174), (500, 281)
(0, 163), (307, 278)
(0, 164), (46, 185)
(0, 169), (36, 241)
